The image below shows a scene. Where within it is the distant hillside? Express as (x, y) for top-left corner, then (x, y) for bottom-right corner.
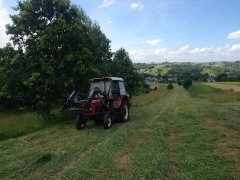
(134, 61), (240, 81)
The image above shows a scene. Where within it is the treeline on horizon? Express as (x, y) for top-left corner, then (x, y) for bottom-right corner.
(0, 0), (147, 117)
(134, 61), (240, 82)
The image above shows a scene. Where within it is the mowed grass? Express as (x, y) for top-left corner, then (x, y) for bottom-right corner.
(0, 85), (240, 179)
(131, 85), (167, 106)
(190, 83), (240, 102)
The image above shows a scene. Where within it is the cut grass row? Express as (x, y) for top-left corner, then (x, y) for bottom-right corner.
(0, 84), (240, 178)
(131, 85), (167, 106)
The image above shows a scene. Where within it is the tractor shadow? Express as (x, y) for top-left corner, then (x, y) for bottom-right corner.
(84, 119), (125, 131)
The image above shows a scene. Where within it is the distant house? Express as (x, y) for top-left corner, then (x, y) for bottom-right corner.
(158, 77), (166, 83)
(207, 76), (215, 82)
(145, 74), (178, 83)
(145, 76), (157, 83)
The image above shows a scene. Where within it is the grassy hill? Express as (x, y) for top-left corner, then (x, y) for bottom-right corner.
(1, 84), (240, 179)
(134, 61), (240, 77)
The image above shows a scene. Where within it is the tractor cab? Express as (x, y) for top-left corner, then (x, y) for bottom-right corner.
(88, 77), (128, 101)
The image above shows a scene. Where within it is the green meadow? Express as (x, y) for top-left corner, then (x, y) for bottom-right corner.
(1, 84), (240, 179)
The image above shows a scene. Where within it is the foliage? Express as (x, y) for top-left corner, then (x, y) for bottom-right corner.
(4, 0), (113, 117)
(0, 44), (20, 109)
(177, 80), (183, 85)
(0, 0), (147, 117)
(107, 48), (144, 95)
(183, 79), (192, 89)
(215, 73), (228, 81)
(167, 83), (174, 89)
(142, 83), (151, 94)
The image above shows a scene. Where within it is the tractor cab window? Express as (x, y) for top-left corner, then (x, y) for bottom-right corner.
(119, 81), (127, 95)
(89, 80), (111, 97)
(89, 81), (104, 92)
(112, 81), (120, 96)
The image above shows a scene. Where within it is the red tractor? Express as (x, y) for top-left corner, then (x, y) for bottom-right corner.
(63, 77), (130, 129)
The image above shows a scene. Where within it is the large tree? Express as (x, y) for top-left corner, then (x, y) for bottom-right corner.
(0, 44), (21, 109)
(6, 0), (111, 117)
(108, 48), (142, 95)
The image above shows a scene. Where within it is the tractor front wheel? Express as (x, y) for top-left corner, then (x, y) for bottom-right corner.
(103, 113), (112, 129)
(76, 115), (86, 130)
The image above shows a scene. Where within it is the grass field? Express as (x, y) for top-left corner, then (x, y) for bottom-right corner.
(0, 110), (76, 141)
(190, 83), (240, 102)
(0, 84), (240, 179)
(204, 82), (240, 92)
(217, 82), (240, 86)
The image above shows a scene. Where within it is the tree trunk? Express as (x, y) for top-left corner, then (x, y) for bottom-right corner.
(45, 99), (52, 119)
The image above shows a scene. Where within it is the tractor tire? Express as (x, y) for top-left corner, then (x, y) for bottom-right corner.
(103, 113), (112, 129)
(120, 102), (129, 122)
(76, 115), (86, 130)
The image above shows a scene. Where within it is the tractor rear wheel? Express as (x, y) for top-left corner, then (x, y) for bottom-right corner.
(120, 102), (129, 122)
(103, 113), (112, 129)
(76, 115), (86, 130)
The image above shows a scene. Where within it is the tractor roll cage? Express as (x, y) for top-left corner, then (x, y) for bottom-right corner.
(89, 77), (124, 97)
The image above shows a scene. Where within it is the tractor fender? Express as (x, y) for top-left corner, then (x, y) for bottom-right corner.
(117, 96), (130, 109)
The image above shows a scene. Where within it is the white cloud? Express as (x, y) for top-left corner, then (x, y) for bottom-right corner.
(179, 44), (190, 52)
(190, 47), (212, 53)
(141, 39), (162, 46)
(229, 44), (240, 52)
(130, 50), (144, 60)
(107, 20), (112, 24)
(130, 1), (144, 10)
(167, 45), (190, 56)
(227, 30), (240, 40)
(100, 0), (116, 8)
(0, 1), (11, 47)
(130, 44), (240, 63)
(155, 48), (167, 54)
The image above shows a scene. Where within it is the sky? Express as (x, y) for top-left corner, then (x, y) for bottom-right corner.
(0, 0), (240, 62)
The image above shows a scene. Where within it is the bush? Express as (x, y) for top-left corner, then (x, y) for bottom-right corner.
(183, 79), (192, 89)
(143, 83), (151, 94)
(154, 86), (157, 90)
(177, 80), (183, 86)
(167, 83), (174, 89)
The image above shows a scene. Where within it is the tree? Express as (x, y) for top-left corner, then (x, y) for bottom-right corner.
(167, 83), (173, 89)
(0, 44), (21, 109)
(108, 48), (142, 95)
(6, 0), (111, 117)
(215, 73), (228, 81)
(183, 79), (192, 89)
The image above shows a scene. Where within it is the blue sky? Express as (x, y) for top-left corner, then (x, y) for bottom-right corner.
(0, 0), (240, 62)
